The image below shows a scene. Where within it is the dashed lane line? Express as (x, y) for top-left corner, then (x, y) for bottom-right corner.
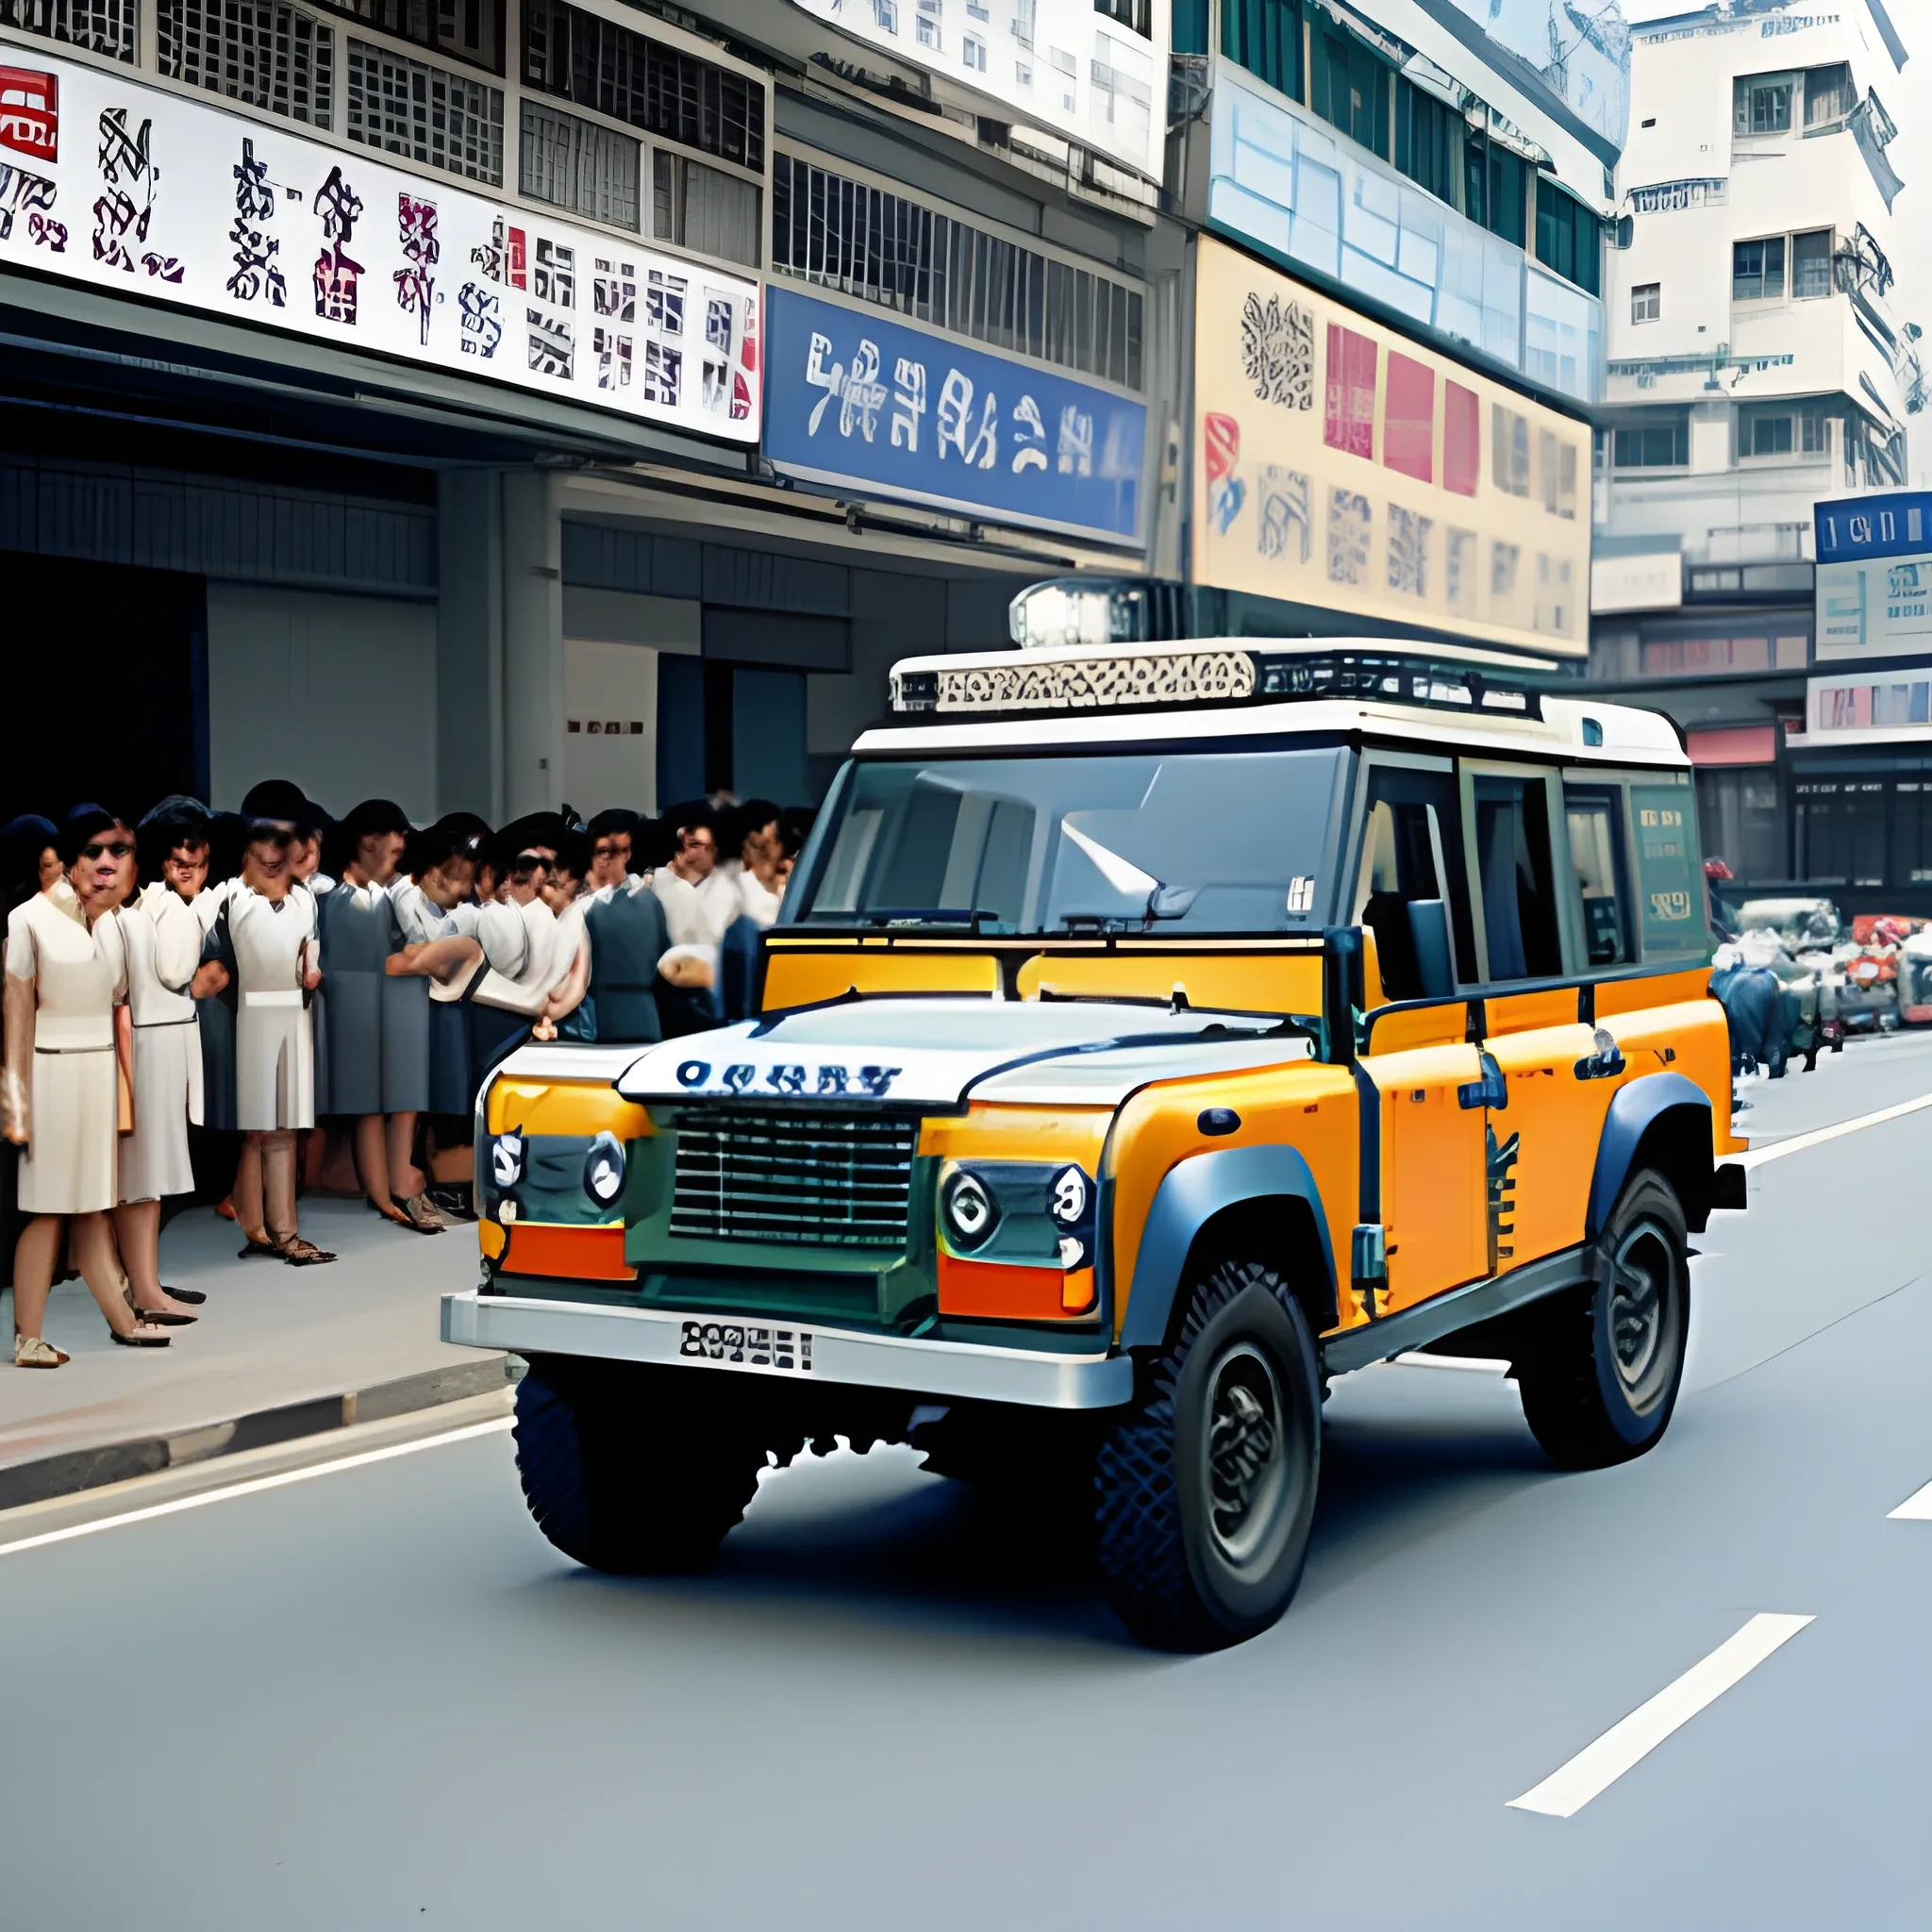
(1507, 1613), (1815, 1819)
(0, 1416), (514, 1559)
(1887, 1480), (1932, 1520)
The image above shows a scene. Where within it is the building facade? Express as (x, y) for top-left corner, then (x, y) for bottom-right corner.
(0, 0), (1168, 822)
(1586, 0), (1920, 900)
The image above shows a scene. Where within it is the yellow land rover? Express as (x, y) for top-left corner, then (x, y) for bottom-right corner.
(444, 638), (1745, 1651)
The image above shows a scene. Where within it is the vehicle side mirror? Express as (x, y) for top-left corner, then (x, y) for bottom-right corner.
(1148, 886), (1199, 921)
(1407, 899), (1456, 999)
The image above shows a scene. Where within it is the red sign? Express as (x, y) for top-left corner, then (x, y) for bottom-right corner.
(0, 66), (58, 163)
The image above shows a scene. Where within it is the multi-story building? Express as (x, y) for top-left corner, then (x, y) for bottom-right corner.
(1588, 0), (1920, 898)
(1163, 0), (1625, 666)
(0, 0), (1166, 819)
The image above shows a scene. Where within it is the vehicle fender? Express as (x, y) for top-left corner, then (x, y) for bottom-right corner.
(1587, 1072), (1714, 1239)
(1116, 1144), (1339, 1352)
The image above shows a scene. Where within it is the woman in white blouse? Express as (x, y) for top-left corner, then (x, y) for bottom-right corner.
(3, 810), (173, 1366)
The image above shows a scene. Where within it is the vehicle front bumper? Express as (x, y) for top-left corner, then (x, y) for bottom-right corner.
(441, 1289), (1134, 1410)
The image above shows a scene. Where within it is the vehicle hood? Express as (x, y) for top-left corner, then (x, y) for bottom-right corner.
(607, 998), (1312, 1110)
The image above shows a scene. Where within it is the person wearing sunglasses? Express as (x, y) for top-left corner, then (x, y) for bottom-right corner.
(200, 781), (332, 1267)
(4, 808), (173, 1365)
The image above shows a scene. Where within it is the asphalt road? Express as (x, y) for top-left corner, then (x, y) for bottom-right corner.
(6, 1038), (1932, 1930)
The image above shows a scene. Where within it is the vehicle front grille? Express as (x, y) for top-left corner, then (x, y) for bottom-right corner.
(670, 1110), (917, 1248)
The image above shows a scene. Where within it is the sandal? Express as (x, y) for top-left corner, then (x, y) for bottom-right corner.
(391, 1192), (446, 1235)
(111, 1325), (171, 1348)
(125, 1286), (195, 1328)
(366, 1195), (414, 1228)
(270, 1232), (336, 1267)
(239, 1232), (283, 1260)
(14, 1335), (69, 1369)
(160, 1285), (207, 1306)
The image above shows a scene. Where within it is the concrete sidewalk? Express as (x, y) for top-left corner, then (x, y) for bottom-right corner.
(0, 1197), (508, 1508)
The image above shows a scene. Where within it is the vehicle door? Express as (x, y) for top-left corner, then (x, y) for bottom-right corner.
(1350, 758), (1488, 1313)
(1459, 762), (1614, 1273)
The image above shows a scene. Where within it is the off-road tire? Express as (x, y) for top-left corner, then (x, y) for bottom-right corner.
(1094, 1258), (1321, 1652)
(514, 1357), (791, 1574)
(1514, 1169), (1690, 1471)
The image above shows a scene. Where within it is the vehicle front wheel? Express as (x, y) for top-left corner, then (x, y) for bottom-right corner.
(1513, 1169), (1690, 1471)
(513, 1358), (789, 1574)
(1094, 1258), (1321, 1652)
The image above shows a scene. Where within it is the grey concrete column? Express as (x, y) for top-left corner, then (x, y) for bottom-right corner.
(437, 467), (505, 822)
(500, 469), (565, 818)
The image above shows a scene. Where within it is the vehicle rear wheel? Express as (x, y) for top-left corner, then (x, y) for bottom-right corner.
(1514, 1169), (1690, 1471)
(514, 1358), (791, 1574)
(1094, 1258), (1321, 1652)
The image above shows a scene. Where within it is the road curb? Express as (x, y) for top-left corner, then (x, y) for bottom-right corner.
(0, 1354), (521, 1513)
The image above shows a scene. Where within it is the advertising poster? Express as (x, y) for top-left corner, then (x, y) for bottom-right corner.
(1814, 491), (1932, 659)
(1191, 235), (1590, 656)
(763, 285), (1145, 544)
(0, 40), (760, 441)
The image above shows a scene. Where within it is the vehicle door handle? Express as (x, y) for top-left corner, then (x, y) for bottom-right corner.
(1457, 1053), (1507, 1109)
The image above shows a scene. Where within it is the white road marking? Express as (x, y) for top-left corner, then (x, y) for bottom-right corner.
(1507, 1613), (1815, 1818)
(1887, 1480), (1932, 1520)
(0, 1416), (513, 1559)
(1737, 1091), (1932, 1169)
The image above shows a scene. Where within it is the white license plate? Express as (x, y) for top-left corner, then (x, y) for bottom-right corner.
(677, 1319), (814, 1374)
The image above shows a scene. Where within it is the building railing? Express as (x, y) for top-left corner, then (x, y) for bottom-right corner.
(1690, 523), (1813, 566)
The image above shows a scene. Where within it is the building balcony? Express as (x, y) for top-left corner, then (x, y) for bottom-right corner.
(1206, 63), (1602, 408)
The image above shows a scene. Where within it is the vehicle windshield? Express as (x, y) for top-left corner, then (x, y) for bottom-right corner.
(791, 747), (1346, 935)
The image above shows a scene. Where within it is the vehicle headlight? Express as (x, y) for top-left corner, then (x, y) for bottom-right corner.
(491, 1131), (525, 1191)
(941, 1169), (999, 1252)
(583, 1131), (626, 1210)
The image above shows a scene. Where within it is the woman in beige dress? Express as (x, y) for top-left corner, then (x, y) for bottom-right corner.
(3, 809), (172, 1366)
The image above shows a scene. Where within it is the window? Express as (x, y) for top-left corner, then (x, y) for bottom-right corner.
(1612, 422), (1689, 467)
(1631, 779), (1707, 958)
(1534, 180), (1600, 295)
(873, 0), (896, 27)
(1221, 0), (1300, 103)
(345, 41), (503, 184)
(523, 102), (640, 231)
(1465, 139), (1527, 247)
(1794, 779), (1886, 889)
(916, 0), (938, 46)
(1697, 770), (1784, 885)
(1395, 76), (1457, 203)
(1632, 281), (1659, 324)
(1565, 789), (1629, 967)
(1802, 409), (1827, 455)
(1793, 227), (1832, 299)
(310, 0), (501, 73)
(0, 0), (135, 59)
(1892, 781), (1932, 887)
(1308, 20), (1388, 160)
(1732, 236), (1785, 301)
(158, 0), (334, 126)
(1804, 60), (1852, 128)
(962, 32), (985, 68)
(770, 154), (1145, 388)
(654, 153), (758, 265)
(1353, 767), (1475, 992)
(1473, 774), (1562, 981)
(1749, 413), (1793, 458)
(523, 0), (765, 172)
(1093, 0), (1149, 35)
(1734, 72), (1792, 135)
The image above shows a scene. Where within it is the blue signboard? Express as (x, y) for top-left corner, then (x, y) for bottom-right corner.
(1815, 491), (1932, 564)
(762, 287), (1145, 545)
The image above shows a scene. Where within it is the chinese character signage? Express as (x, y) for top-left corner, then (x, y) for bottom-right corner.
(1191, 237), (1590, 658)
(763, 287), (1145, 545)
(0, 40), (759, 442)
(785, 0), (1168, 181)
(1815, 491), (1932, 659)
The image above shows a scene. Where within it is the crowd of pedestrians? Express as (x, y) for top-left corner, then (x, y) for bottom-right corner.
(0, 786), (808, 1369)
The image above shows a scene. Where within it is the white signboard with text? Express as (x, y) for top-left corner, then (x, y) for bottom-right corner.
(788, 0), (1169, 181)
(0, 41), (760, 441)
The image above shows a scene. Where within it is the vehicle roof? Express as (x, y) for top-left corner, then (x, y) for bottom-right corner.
(866, 637), (1690, 769)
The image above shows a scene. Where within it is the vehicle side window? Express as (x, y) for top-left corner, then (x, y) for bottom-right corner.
(1473, 775), (1562, 980)
(1351, 767), (1476, 997)
(1630, 778), (1707, 960)
(1565, 787), (1631, 966)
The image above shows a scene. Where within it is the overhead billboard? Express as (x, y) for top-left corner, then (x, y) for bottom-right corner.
(1438, 0), (1631, 152)
(1191, 235), (1591, 657)
(0, 40), (760, 441)
(763, 286), (1145, 543)
(1815, 491), (1932, 659)
(786, 0), (1169, 181)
